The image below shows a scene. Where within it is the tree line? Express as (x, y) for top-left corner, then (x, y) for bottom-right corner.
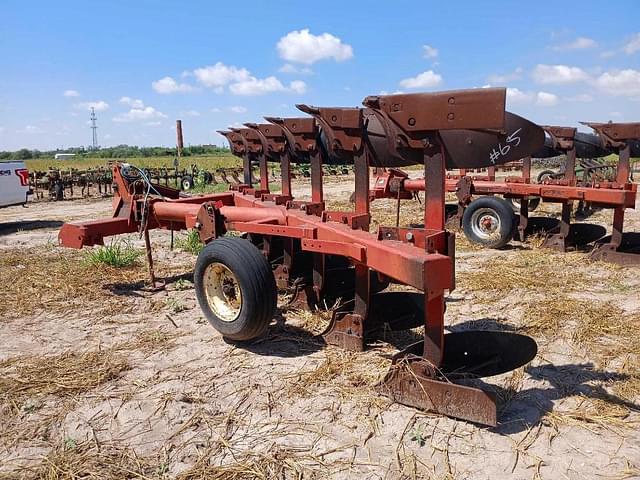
(0, 144), (230, 160)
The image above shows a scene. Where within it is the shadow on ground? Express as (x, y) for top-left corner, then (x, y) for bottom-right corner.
(0, 220), (63, 236)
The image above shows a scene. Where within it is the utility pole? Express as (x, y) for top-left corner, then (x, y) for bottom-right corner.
(90, 107), (98, 150)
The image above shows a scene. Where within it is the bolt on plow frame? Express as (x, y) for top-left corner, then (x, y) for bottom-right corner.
(59, 88), (543, 426)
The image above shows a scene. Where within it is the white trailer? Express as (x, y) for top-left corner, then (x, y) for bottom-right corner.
(0, 161), (31, 207)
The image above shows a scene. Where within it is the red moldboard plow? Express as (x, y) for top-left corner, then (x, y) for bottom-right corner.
(369, 122), (639, 262)
(59, 88), (542, 426)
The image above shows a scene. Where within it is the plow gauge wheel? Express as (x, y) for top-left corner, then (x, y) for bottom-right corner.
(194, 238), (277, 341)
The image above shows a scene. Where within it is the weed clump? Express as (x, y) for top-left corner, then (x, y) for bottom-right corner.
(176, 230), (204, 255)
(84, 240), (141, 268)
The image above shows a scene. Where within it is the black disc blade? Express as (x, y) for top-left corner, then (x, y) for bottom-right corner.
(441, 330), (537, 378)
(440, 112), (545, 169)
(367, 292), (425, 331)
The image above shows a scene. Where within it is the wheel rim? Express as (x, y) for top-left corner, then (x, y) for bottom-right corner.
(470, 208), (501, 240)
(203, 262), (242, 322)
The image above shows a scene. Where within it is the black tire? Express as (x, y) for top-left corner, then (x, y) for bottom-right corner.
(194, 237), (277, 341)
(462, 196), (515, 249)
(181, 175), (193, 190)
(54, 182), (64, 201)
(507, 196), (541, 212)
(537, 170), (556, 183)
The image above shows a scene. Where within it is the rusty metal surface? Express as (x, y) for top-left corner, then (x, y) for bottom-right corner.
(378, 356), (497, 426)
(265, 116), (317, 156)
(364, 107), (544, 169)
(363, 88), (507, 132)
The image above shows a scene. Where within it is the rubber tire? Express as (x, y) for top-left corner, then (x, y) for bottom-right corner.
(181, 175), (193, 191)
(462, 196), (515, 249)
(537, 170), (556, 183)
(194, 237), (277, 341)
(54, 183), (64, 201)
(507, 196), (541, 212)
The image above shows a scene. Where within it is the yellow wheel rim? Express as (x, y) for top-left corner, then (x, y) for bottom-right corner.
(203, 262), (242, 322)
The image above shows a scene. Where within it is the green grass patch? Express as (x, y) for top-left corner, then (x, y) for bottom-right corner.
(83, 240), (142, 268)
(175, 230), (204, 255)
(188, 181), (281, 195)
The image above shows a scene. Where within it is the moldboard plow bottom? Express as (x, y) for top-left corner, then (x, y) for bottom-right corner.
(58, 87), (542, 426)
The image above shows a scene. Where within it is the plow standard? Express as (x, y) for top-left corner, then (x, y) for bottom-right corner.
(60, 88), (550, 426)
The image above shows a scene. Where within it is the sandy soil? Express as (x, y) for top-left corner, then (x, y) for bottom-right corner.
(0, 177), (639, 479)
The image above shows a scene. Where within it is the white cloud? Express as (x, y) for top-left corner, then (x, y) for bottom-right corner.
(289, 80), (307, 94)
(552, 36), (597, 51)
(17, 125), (43, 134)
(193, 62), (251, 88)
(119, 96), (145, 109)
(566, 93), (593, 102)
(624, 33), (640, 54)
(75, 100), (110, 112)
(229, 76), (307, 96)
(63, 89), (80, 97)
(151, 76), (194, 94)
(229, 76), (283, 96)
(181, 61), (306, 96)
(279, 63), (313, 75)
(113, 106), (167, 123)
(506, 88), (534, 104)
(422, 44), (438, 59)
(399, 70), (443, 89)
(594, 69), (640, 97)
(532, 64), (589, 84)
(229, 106), (247, 113)
(487, 67), (523, 84)
(0, 127), (5, 133)
(211, 107), (222, 113)
(277, 29), (353, 65)
(144, 121), (162, 126)
(536, 91), (559, 107)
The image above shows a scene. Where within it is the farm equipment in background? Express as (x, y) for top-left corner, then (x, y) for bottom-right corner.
(370, 124), (640, 262)
(30, 167), (114, 200)
(59, 87), (547, 426)
(28, 161), (354, 200)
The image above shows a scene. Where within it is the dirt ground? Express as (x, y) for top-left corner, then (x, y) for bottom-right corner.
(1, 175), (639, 480)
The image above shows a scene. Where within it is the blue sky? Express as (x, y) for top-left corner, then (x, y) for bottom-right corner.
(1, 0), (639, 151)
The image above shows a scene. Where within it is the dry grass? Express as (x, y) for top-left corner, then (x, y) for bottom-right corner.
(0, 246), (192, 319)
(119, 328), (183, 355)
(544, 396), (634, 434)
(523, 296), (639, 358)
(286, 349), (390, 402)
(0, 247), (146, 318)
(459, 249), (598, 293)
(0, 350), (130, 407)
(522, 297), (623, 336)
(284, 308), (333, 336)
(0, 440), (160, 480)
(176, 447), (320, 480)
